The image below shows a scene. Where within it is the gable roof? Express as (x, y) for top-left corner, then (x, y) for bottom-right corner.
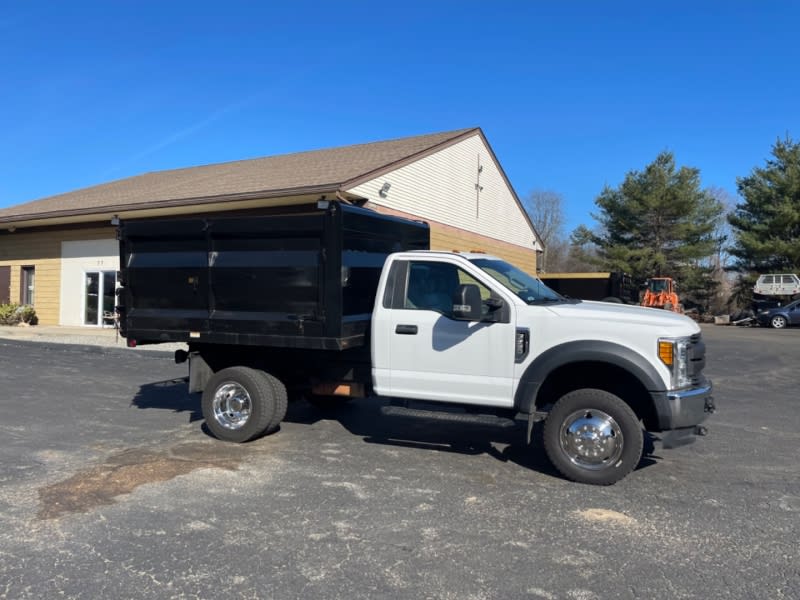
(0, 128), (479, 225)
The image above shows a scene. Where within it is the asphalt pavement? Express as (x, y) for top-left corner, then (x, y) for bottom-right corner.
(0, 326), (798, 599)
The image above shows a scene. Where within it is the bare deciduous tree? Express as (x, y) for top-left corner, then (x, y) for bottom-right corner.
(523, 189), (565, 272)
(706, 187), (735, 313)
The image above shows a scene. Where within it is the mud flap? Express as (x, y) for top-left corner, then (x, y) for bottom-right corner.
(188, 352), (213, 394)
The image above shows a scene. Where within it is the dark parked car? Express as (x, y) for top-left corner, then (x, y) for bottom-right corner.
(757, 299), (800, 329)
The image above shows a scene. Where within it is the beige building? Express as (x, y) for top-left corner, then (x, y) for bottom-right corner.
(0, 128), (542, 326)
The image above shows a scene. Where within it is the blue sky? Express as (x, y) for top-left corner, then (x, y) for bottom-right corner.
(1, 1), (798, 232)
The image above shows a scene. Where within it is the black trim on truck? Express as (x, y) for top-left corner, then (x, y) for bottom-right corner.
(514, 340), (664, 414)
(383, 260), (409, 310)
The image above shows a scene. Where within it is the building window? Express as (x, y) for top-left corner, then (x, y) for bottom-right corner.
(0, 266), (10, 304)
(21, 266), (35, 306)
(84, 270), (117, 326)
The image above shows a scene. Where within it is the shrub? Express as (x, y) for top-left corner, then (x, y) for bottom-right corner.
(17, 305), (38, 325)
(0, 303), (20, 325)
(0, 303), (38, 326)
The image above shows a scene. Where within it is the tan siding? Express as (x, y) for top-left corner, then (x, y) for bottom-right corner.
(0, 226), (114, 324)
(429, 225), (537, 274)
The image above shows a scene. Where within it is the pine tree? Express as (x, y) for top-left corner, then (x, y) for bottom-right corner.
(729, 137), (800, 273)
(584, 152), (723, 305)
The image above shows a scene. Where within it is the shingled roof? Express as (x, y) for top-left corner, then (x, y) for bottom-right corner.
(0, 128), (479, 224)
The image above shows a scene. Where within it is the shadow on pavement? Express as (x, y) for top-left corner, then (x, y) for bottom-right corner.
(284, 398), (660, 480)
(130, 378), (203, 422)
(128, 384), (660, 480)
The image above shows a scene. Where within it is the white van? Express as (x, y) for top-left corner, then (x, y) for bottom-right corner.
(753, 273), (800, 296)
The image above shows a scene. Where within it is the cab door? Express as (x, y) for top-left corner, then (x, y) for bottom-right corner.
(372, 258), (516, 408)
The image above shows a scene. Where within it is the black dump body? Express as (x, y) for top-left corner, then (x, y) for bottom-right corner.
(118, 202), (429, 350)
(539, 272), (638, 304)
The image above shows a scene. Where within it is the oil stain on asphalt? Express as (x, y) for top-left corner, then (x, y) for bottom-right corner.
(37, 442), (248, 520)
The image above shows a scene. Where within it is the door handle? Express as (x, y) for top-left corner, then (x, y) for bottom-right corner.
(395, 324), (418, 335)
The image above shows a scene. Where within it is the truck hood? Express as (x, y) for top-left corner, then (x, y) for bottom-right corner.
(541, 300), (700, 334)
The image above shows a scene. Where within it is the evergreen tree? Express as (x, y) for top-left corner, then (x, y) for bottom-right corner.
(729, 137), (800, 274)
(583, 152), (723, 305)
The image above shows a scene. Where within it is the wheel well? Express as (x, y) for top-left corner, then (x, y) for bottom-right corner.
(535, 361), (659, 430)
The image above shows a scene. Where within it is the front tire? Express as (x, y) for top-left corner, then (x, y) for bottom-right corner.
(202, 367), (283, 443)
(771, 315), (788, 329)
(543, 389), (643, 485)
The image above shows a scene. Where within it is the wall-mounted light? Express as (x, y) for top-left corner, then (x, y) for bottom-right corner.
(7, 226), (16, 233)
(379, 182), (391, 198)
(110, 215), (120, 226)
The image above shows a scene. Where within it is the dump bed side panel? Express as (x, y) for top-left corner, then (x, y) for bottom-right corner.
(121, 219), (210, 334)
(539, 276), (612, 301)
(208, 213), (325, 339)
(118, 203), (429, 350)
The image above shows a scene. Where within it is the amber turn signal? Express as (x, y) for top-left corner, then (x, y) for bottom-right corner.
(658, 340), (674, 366)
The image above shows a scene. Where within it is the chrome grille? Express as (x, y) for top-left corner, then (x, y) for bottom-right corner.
(688, 333), (705, 385)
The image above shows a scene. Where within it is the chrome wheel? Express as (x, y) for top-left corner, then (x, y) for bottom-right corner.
(212, 382), (252, 430)
(771, 315), (787, 329)
(559, 409), (624, 470)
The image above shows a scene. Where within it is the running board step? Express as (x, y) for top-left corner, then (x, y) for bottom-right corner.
(380, 404), (518, 428)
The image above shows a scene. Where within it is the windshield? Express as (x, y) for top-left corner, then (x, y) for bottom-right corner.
(470, 258), (569, 304)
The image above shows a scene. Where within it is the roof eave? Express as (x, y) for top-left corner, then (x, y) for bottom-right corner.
(0, 183), (343, 227)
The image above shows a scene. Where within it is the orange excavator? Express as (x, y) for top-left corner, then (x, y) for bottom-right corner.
(642, 277), (682, 313)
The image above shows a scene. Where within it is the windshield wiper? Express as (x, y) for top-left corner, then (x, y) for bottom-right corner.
(530, 297), (581, 305)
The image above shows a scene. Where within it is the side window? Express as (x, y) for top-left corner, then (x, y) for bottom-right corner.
(763, 275), (774, 284)
(404, 261), (492, 317)
(782, 275), (794, 284)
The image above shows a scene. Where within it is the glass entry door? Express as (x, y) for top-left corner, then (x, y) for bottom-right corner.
(84, 271), (117, 326)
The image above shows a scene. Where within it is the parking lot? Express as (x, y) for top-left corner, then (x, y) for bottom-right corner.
(0, 325), (798, 599)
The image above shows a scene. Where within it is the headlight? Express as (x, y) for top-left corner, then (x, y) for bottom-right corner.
(658, 337), (692, 390)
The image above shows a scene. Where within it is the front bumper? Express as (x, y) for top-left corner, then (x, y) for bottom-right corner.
(651, 379), (715, 431)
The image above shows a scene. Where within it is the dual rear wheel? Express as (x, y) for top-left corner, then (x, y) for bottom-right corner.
(201, 366), (288, 443)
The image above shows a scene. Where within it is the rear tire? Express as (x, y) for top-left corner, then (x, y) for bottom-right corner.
(260, 372), (288, 434)
(202, 366), (281, 443)
(543, 389), (643, 485)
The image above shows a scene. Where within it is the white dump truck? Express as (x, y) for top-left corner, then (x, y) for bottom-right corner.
(117, 201), (714, 485)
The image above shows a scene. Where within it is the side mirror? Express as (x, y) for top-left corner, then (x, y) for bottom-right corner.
(452, 284), (482, 321)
